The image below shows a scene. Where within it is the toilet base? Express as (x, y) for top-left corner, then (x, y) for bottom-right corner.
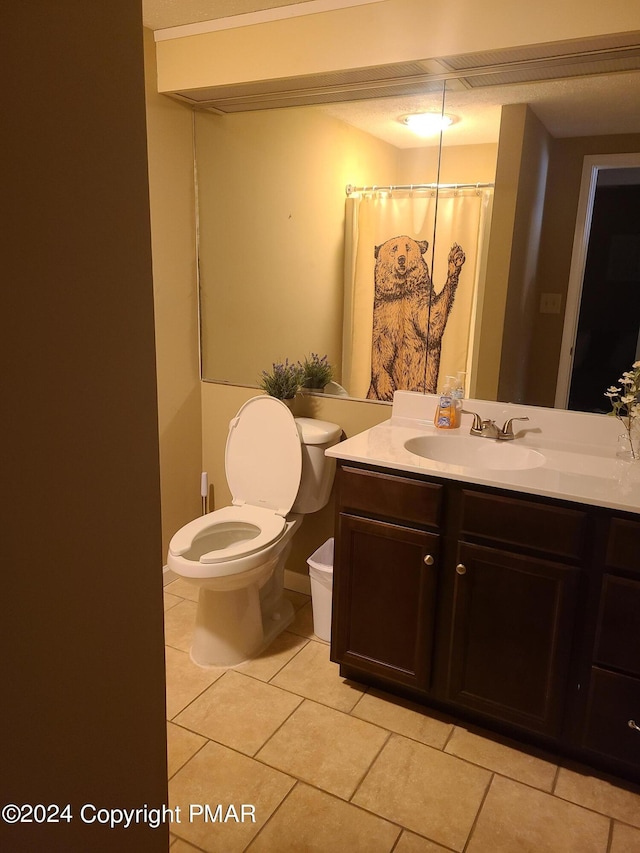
(190, 584), (294, 667)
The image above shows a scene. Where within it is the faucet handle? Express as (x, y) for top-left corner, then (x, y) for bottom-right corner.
(462, 409), (483, 433)
(499, 416), (529, 439)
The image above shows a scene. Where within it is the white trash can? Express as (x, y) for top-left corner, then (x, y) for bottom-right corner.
(307, 538), (334, 642)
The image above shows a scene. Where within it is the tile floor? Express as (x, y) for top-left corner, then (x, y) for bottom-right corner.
(163, 579), (640, 853)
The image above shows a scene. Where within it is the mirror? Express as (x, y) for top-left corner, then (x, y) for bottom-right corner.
(196, 57), (640, 407)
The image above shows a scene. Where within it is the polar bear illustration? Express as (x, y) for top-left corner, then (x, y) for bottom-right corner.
(367, 236), (466, 401)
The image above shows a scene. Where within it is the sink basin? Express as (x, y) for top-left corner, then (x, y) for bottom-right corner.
(404, 434), (546, 470)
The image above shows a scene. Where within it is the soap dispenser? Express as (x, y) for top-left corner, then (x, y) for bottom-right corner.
(434, 376), (457, 430)
(451, 371), (466, 428)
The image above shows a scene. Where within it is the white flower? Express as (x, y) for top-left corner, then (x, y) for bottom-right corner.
(633, 361), (640, 368)
(621, 395), (636, 404)
(606, 386), (621, 394)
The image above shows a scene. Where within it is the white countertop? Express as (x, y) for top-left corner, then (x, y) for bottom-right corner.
(326, 392), (640, 515)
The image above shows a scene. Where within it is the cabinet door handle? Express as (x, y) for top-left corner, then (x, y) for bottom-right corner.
(629, 720), (640, 732)
(456, 563), (467, 575)
(423, 554), (434, 566)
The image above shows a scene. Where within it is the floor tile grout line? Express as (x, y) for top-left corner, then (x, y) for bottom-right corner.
(248, 693), (307, 760)
(167, 666), (230, 724)
(347, 729), (393, 804)
(166, 657), (640, 826)
(167, 650), (370, 738)
(238, 778), (300, 853)
(340, 792), (460, 852)
(168, 655), (570, 803)
(461, 771), (495, 853)
(348, 684), (373, 717)
(169, 831), (209, 852)
(166, 728), (210, 781)
(441, 722), (457, 751)
(232, 636), (312, 684)
(163, 611), (640, 832)
(547, 790), (640, 827)
(166, 708), (640, 847)
(605, 816), (615, 853)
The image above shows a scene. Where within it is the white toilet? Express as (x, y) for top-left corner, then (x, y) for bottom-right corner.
(168, 395), (341, 667)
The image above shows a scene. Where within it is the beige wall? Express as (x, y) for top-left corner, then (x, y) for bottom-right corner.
(196, 106), (399, 386)
(3, 4), (167, 850)
(398, 142), (498, 187)
(144, 30), (202, 556)
(498, 108), (551, 403)
(475, 105), (530, 399)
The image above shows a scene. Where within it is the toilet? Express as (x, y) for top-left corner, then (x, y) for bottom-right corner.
(167, 395), (341, 667)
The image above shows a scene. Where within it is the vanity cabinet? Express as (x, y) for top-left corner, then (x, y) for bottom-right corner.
(581, 517), (640, 775)
(330, 461), (640, 783)
(332, 467), (442, 691)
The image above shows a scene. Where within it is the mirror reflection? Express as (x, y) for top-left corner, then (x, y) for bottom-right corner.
(196, 61), (640, 409)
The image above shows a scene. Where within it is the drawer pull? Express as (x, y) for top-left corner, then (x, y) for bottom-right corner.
(424, 554), (434, 566)
(456, 563), (467, 575)
(629, 720), (640, 732)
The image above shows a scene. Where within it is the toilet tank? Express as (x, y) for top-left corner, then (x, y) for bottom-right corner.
(291, 417), (342, 514)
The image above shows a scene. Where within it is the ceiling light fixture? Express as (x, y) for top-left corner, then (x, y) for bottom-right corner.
(400, 112), (458, 136)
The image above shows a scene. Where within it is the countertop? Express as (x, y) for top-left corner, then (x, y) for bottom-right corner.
(326, 391), (640, 515)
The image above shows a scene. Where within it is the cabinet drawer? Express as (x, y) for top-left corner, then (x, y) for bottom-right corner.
(337, 465), (441, 528)
(594, 575), (640, 677)
(582, 668), (640, 769)
(460, 490), (586, 559)
(606, 518), (640, 575)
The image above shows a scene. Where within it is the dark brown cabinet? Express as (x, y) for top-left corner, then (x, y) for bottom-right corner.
(444, 543), (580, 736)
(580, 517), (640, 776)
(332, 514), (439, 691)
(330, 460), (640, 783)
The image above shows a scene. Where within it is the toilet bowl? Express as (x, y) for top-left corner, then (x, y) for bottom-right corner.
(168, 395), (341, 667)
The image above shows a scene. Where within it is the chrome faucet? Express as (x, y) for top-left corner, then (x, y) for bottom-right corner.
(464, 411), (529, 441)
(499, 416), (530, 440)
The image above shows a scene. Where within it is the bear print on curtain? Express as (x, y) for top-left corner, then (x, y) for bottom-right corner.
(367, 236), (466, 401)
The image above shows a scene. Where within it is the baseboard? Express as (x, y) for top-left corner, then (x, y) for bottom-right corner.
(164, 564), (310, 595)
(163, 565), (178, 586)
(285, 568), (311, 596)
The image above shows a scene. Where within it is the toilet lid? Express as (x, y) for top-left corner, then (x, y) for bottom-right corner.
(225, 396), (302, 516)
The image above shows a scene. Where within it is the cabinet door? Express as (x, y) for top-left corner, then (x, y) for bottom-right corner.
(582, 668), (640, 773)
(444, 543), (580, 736)
(331, 513), (439, 692)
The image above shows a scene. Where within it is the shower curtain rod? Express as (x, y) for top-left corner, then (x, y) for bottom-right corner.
(345, 181), (494, 195)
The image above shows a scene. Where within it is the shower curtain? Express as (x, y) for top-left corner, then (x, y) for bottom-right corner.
(343, 188), (493, 400)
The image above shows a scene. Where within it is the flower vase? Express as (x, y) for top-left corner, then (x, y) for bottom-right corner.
(617, 433), (640, 461)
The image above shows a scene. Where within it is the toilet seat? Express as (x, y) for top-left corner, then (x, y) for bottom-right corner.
(169, 505), (287, 564)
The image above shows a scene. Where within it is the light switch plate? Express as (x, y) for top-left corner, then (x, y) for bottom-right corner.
(540, 293), (562, 314)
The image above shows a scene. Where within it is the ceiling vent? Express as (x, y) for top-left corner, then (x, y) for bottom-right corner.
(167, 31), (640, 112)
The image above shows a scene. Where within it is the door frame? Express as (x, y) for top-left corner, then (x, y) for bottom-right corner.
(555, 152), (640, 408)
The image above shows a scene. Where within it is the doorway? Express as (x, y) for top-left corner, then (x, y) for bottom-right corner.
(556, 155), (640, 411)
